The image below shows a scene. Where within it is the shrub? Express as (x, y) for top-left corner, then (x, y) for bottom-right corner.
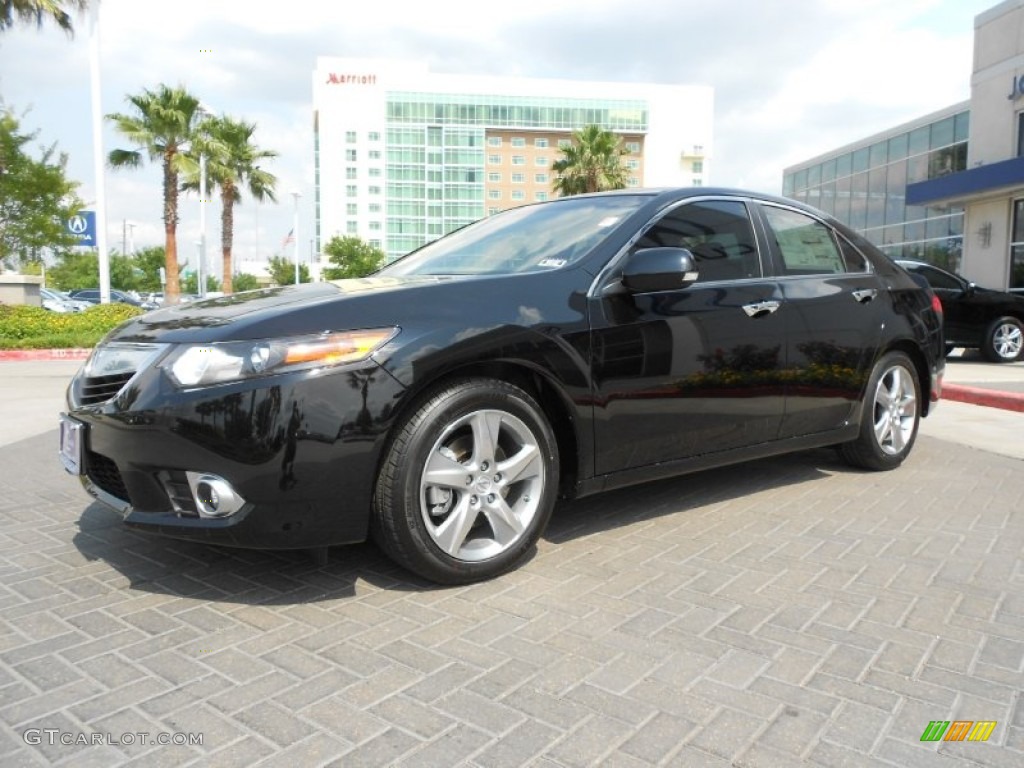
(0, 303), (144, 349)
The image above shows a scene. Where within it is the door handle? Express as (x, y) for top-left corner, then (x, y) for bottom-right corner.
(742, 300), (781, 318)
(852, 288), (878, 304)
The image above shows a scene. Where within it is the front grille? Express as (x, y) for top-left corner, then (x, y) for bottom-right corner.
(160, 470), (199, 516)
(86, 450), (130, 502)
(80, 372), (135, 406)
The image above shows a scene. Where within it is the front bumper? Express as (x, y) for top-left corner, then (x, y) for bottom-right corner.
(66, 359), (406, 549)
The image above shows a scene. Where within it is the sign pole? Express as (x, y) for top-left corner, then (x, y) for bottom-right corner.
(89, 4), (111, 304)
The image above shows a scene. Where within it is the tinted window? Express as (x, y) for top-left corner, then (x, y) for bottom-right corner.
(763, 207), (847, 276)
(635, 200), (761, 282)
(909, 264), (962, 291)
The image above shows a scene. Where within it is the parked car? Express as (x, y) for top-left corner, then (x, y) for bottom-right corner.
(59, 189), (944, 583)
(896, 260), (1024, 362)
(40, 287), (90, 313)
(68, 289), (159, 311)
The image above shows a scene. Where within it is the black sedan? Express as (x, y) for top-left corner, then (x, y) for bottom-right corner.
(896, 260), (1024, 362)
(60, 189), (944, 583)
(69, 289), (159, 311)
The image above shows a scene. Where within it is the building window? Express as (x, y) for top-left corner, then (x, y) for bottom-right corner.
(535, 156), (548, 166)
(693, 144), (704, 155)
(511, 190), (525, 201)
(368, 131), (381, 142)
(369, 167), (382, 177)
(369, 221), (382, 231)
(488, 136), (502, 147)
(488, 207), (501, 215)
(369, 203), (381, 213)
(626, 159), (639, 170)
(511, 155), (526, 165)
(345, 167), (357, 179)
(488, 172), (501, 182)
(488, 155), (502, 165)
(535, 138), (548, 148)
(627, 177), (639, 187)
(369, 150), (382, 160)
(511, 173), (525, 183)
(346, 221), (358, 234)
(488, 189), (501, 199)
(369, 185), (382, 195)
(511, 137), (526, 147)
(345, 149), (357, 162)
(692, 160), (704, 173)
(535, 173), (548, 184)
(625, 141), (640, 153)
(346, 203), (358, 215)
(693, 178), (703, 186)
(558, 139), (572, 149)
(1012, 200), (1024, 288)
(346, 185), (357, 197)
(345, 131), (357, 143)
(536, 192), (548, 201)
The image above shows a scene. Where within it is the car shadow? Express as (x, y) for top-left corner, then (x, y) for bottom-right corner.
(71, 448), (843, 604)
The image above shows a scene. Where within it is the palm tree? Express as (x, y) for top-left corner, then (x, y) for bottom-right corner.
(107, 85), (203, 304)
(551, 125), (630, 197)
(182, 115), (278, 293)
(0, 0), (87, 35)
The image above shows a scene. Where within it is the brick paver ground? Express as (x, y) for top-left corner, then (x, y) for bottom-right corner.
(0, 429), (1022, 766)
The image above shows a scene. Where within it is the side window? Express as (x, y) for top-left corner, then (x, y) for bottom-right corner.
(762, 206), (847, 275)
(636, 200), (761, 282)
(837, 235), (869, 273)
(916, 265), (962, 291)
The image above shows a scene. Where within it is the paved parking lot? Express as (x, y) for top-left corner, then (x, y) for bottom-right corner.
(0, 361), (1022, 766)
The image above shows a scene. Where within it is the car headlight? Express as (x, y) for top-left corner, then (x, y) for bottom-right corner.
(163, 328), (399, 388)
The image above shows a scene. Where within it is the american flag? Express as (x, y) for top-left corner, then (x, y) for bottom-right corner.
(282, 228), (295, 248)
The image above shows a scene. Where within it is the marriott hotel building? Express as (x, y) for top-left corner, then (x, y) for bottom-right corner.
(313, 58), (713, 262)
(784, 0), (1024, 291)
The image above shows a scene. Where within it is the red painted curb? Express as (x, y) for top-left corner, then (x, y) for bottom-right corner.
(0, 348), (91, 362)
(942, 383), (1024, 413)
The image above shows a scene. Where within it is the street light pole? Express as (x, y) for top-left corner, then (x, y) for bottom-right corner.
(291, 190), (301, 285)
(198, 151), (207, 298)
(89, 4), (110, 304)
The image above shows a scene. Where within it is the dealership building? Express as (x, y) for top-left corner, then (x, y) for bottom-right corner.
(312, 58), (713, 263)
(784, 0), (1024, 290)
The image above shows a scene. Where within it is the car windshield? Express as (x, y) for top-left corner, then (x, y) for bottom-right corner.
(379, 195), (648, 277)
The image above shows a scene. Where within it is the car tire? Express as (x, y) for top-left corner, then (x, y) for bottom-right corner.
(839, 351), (920, 471)
(980, 316), (1024, 363)
(371, 378), (559, 584)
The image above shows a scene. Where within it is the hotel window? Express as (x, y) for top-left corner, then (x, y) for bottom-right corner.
(370, 239), (381, 248)
(346, 221), (358, 234)
(512, 155), (526, 165)
(488, 172), (501, 182)
(345, 149), (357, 162)
(346, 203), (358, 215)
(535, 192), (548, 201)
(346, 185), (357, 197)
(488, 136), (502, 147)
(345, 167), (357, 179)
(345, 131), (357, 143)
(369, 168), (382, 177)
(534, 138), (548, 148)
(369, 150), (382, 160)
(488, 155), (502, 164)
(369, 203), (381, 213)
(369, 221), (382, 231)
(625, 141), (640, 153)
(535, 173), (548, 184)
(535, 156), (548, 166)
(692, 160), (703, 173)
(488, 190), (501, 199)
(369, 185), (382, 195)
(511, 137), (526, 147)
(511, 173), (525, 183)
(511, 190), (525, 201)
(368, 132), (381, 142)
(488, 207), (501, 215)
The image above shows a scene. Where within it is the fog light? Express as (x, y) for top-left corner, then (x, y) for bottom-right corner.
(185, 472), (246, 517)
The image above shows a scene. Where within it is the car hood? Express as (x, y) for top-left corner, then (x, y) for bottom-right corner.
(102, 275), (525, 344)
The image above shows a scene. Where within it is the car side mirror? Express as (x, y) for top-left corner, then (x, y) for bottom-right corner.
(621, 247), (699, 293)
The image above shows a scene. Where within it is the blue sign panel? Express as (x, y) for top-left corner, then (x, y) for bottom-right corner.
(66, 211), (96, 246)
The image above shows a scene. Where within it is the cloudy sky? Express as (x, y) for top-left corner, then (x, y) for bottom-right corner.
(0, 0), (997, 272)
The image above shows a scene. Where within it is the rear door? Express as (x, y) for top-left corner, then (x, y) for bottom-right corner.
(756, 203), (887, 439)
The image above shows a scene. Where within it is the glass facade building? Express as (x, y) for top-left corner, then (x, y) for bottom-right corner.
(314, 58), (713, 266)
(783, 105), (970, 272)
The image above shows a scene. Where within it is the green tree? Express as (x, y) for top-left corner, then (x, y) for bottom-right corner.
(0, 107), (82, 269)
(551, 124), (629, 197)
(46, 249), (96, 291)
(232, 272), (260, 292)
(107, 84), (204, 305)
(181, 272), (220, 295)
(0, 0), (88, 35)
(268, 255), (309, 285)
(321, 235), (385, 279)
(131, 245), (169, 292)
(182, 115), (277, 294)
